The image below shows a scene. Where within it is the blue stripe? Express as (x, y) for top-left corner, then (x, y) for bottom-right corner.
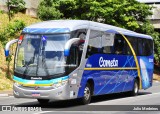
(22, 28), (70, 34)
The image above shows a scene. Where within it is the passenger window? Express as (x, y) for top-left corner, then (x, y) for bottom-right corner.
(143, 39), (153, 56)
(70, 29), (87, 44)
(70, 29), (87, 65)
(114, 35), (125, 55)
(86, 30), (101, 58)
(101, 33), (114, 54)
(127, 37), (138, 55)
(138, 38), (153, 56)
(78, 40), (85, 65)
(68, 46), (78, 65)
(138, 38), (143, 55)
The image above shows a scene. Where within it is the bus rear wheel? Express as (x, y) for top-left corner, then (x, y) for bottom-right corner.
(81, 83), (92, 105)
(130, 79), (139, 96)
(37, 99), (49, 104)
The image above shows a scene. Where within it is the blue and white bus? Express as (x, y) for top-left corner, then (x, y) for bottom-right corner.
(5, 20), (154, 104)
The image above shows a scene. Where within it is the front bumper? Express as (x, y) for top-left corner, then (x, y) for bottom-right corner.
(13, 83), (71, 100)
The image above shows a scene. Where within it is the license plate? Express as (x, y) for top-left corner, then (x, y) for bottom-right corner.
(32, 92), (40, 97)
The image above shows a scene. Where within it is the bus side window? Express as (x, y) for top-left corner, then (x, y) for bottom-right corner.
(101, 33), (114, 54)
(143, 39), (153, 56)
(127, 36), (138, 55)
(69, 29), (87, 66)
(86, 45), (100, 58)
(66, 45), (79, 67)
(147, 39), (153, 55)
(66, 42), (85, 67)
(71, 29), (87, 39)
(78, 41), (84, 65)
(114, 35), (125, 55)
(138, 38), (143, 55)
(86, 30), (101, 58)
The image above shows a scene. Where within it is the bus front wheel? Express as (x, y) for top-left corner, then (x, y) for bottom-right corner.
(81, 83), (92, 105)
(37, 99), (49, 104)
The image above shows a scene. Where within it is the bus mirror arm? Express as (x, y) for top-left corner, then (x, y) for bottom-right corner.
(64, 38), (80, 56)
(5, 39), (18, 57)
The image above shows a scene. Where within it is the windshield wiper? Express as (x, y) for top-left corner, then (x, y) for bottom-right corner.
(23, 57), (35, 75)
(35, 35), (49, 77)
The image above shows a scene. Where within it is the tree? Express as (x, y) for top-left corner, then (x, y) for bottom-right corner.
(59, 0), (153, 31)
(38, 0), (153, 30)
(6, 0), (25, 21)
(37, 0), (160, 64)
(37, 0), (62, 20)
(140, 21), (160, 64)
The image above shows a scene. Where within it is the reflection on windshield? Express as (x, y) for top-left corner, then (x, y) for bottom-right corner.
(15, 34), (70, 77)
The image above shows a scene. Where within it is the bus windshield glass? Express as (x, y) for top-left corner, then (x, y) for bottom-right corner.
(15, 34), (70, 77)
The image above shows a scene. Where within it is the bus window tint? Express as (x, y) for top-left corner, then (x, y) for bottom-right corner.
(114, 35), (125, 55)
(143, 39), (153, 56)
(67, 46), (78, 66)
(138, 38), (153, 56)
(138, 38), (143, 55)
(127, 36), (138, 55)
(86, 30), (101, 58)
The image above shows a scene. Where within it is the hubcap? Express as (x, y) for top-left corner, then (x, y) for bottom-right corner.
(134, 82), (138, 94)
(84, 86), (90, 100)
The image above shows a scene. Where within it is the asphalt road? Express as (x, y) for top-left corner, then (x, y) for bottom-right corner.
(0, 81), (160, 114)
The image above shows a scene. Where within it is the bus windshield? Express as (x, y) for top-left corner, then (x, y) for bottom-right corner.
(15, 34), (70, 77)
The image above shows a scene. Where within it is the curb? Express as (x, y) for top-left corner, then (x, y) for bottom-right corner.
(154, 80), (160, 83)
(0, 91), (13, 97)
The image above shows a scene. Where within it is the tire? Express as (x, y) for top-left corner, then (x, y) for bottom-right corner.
(81, 83), (92, 105)
(37, 99), (49, 104)
(130, 79), (139, 96)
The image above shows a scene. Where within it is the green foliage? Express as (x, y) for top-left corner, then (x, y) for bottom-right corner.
(37, 0), (62, 20)
(6, 0), (25, 21)
(0, 13), (39, 81)
(153, 34), (160, 64)
(0, 10), (4, 14)
(37, 0), (160, 64)
(37, 0), (152, 30)
(6, 55), (12, 62)
(7, 20), (25, 36)
(0, 20), (25, 46)
(0, 31), (7, 46)
(0, 20), (26, 79)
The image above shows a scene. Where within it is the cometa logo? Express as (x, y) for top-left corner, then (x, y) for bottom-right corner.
(99, 57), (118, 67)
(31, 77), (42, 80)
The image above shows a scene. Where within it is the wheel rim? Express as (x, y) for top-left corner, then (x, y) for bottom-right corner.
(134, 82), (138, 94)
(84, 86), (90, 100)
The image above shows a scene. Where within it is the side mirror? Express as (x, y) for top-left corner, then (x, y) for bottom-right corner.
(5, 39), (18, 57)
(64, 38), (80, 56)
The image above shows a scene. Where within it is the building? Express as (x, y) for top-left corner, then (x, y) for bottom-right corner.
(0, 0), (40, 17)
(137, 0), (160, 32)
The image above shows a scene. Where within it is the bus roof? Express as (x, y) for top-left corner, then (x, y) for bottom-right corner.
(22, 20), (152, 39)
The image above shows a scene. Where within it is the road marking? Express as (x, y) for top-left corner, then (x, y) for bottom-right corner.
(34, 111), (53, 114)
(34, 111), (95, 114)
(0, 94), (8, 97)
(9, 96), (14, 98)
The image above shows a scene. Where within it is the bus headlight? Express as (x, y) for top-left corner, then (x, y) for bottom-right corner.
(52, 80), (68, 89)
